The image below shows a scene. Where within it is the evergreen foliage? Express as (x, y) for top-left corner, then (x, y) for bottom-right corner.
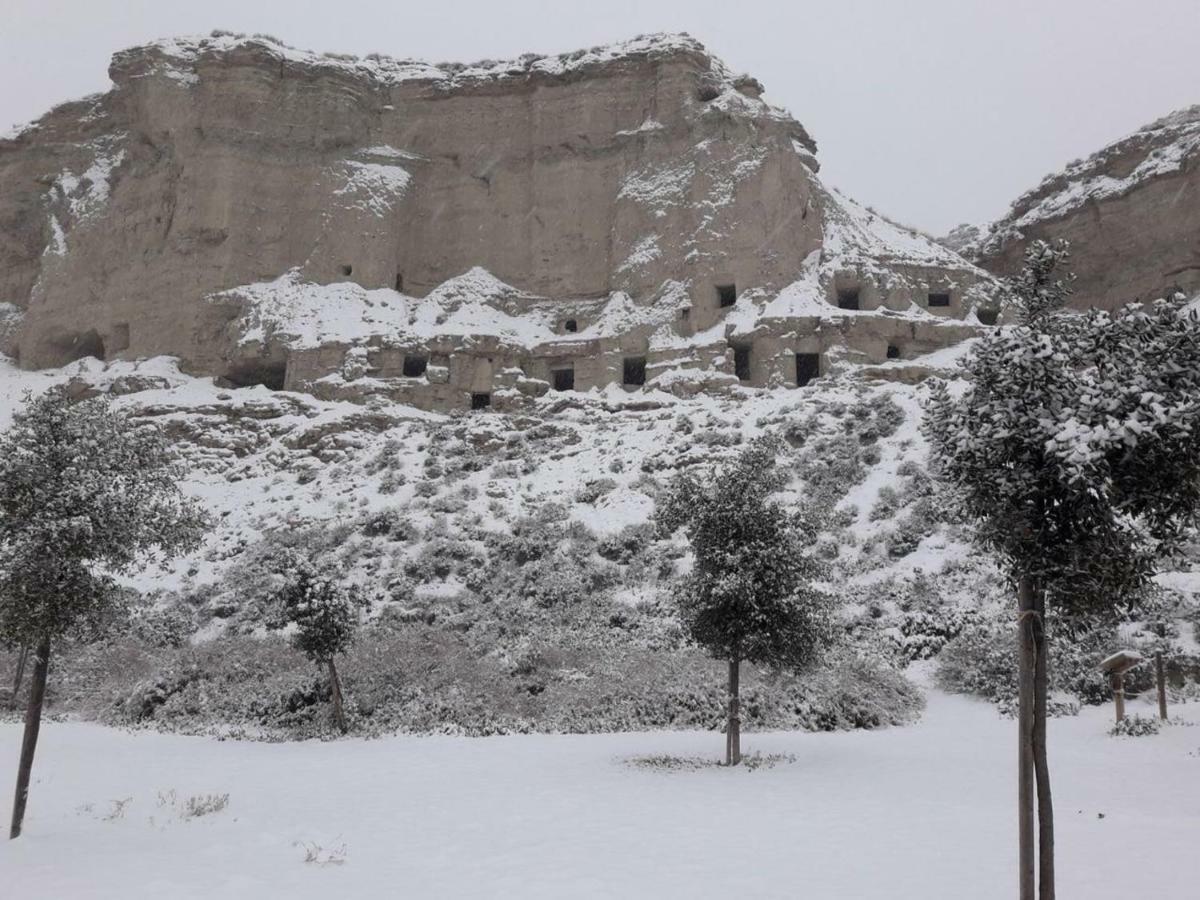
(657, 435), (835, 669)
(925, 241), (1200, 612)
(0, 387), (208, 645)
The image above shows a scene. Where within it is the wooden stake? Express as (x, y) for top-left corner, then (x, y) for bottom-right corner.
(1155, 653), (1167, 721)
(1111, 673), (1125, 724)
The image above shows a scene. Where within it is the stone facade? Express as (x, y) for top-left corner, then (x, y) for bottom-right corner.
(0, 32), (999, 410)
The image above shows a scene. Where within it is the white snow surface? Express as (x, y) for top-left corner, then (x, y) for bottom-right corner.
(2, 692), (1197, 898)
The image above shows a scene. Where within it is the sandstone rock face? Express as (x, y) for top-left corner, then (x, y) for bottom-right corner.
(1, 31), (998, 409)
(961, 106), (1200, 310)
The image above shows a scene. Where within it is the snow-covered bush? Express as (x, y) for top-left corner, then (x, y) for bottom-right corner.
(1110, 715), (1161, 737)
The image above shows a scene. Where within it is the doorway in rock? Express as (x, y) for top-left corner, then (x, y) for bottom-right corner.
(552, 368), (575, 391)
(471, 393), (491, 411)
(733, 345), (752, 382)
(623, 356), (646, 386)
(795, 353), (820, 387)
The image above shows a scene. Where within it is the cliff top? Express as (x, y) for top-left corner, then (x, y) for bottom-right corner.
(962, 104), (1200, 258)
(112, 30), (726, 89)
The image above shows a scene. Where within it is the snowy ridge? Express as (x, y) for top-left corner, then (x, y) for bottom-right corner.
(118, 30), (729, 92)
(819, 185), (984, 271)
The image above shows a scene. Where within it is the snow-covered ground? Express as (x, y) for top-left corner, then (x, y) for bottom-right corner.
(3, 690), (1197, 898)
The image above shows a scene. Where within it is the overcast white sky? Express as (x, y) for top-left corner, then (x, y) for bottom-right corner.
(4, 0), (1198, 234)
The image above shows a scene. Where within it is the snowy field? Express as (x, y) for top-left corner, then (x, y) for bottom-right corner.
(3, 691), (1197, 899)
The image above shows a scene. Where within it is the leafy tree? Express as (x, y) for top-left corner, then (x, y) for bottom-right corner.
(924, 241), (1200, 899)
(656, 436), (835, 764)
(0, 387), (207, 838)
(273, 560), (361, 733)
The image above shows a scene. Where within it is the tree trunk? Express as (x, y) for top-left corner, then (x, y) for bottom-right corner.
(9, 645), (28, 710)
(10, 638), (51, 840)
(1017, 575), (1036, 900)
(327, 658), (346, 734)
(726, 655), (741, 766)
(1031, 584), (1055, 899)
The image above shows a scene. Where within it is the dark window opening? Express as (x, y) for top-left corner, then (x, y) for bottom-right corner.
(471, 392), (491, 411)
(928, 291), (951, 308)
(680, 307), (691, 321)
(552, 368), (575, 392)
(697, 83), (721, 103)
(623, 357), (647, 386)
(734, 345), (752, 382)
(340, 264), (353, 277)
(795, 353), (820, 387)
(402, 355), (428, 377)
(717, 284), (738, 308)
(837, 288), (861, 310)
(564, 319), (578, 333)
(395, 273), (404, 292)
(977, 307), (999, 326)
(886, 344), (901, 360)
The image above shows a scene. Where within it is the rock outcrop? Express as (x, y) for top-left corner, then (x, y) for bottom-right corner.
(957, 105), (1200, 310)
(1, 31), (998, 410)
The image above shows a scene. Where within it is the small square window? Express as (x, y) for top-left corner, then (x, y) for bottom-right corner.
(471, 393), (491, 410)
(564, 319), (578, 333)
(340, 264), (353, 277)
(837, 288), (860, 310)
(552, 368), (575, 391)
(886, 345), (900, 360)
(402, 355), (428, 377)
(928, 292), (951, 308)
(680, 307), (691, 321)
(716, 284), (737, 308)
(623, 357), (647, 386)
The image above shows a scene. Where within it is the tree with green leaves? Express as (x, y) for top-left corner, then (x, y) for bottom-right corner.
(924, 241), (1200, 899)
(656, 436), (835, 765)
(272, 560), (362, 733)
(0, 386), (208, 839)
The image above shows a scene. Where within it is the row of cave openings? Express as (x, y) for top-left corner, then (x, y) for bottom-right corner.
(469, 348), (824, 411)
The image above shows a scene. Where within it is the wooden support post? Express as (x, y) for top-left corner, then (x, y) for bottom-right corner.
(1155, 653), (1167, 721)
(1111, 672), (1125, 724)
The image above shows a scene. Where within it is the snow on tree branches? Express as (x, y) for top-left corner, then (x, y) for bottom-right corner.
(272, 559), (363, 733)
(656, 435), (836, 763)
(0, 386), (208, 838)
(925, 241), (1200, 611)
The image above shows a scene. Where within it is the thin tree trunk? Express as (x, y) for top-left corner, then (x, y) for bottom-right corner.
(727, 655), (741, 766)
(327, 658), (346, 734)
(10, 638), (51, 840)
(9, 645), (28, 710)
(1031, 584), (1055, 899)
(1017, 575), (1036, 900)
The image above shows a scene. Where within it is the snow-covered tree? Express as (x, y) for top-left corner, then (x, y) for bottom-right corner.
(656, 436), (835, 765)
(273, 561), (361, 733)
(924, 240), (1200, 899)
(0, 387), (207, 838)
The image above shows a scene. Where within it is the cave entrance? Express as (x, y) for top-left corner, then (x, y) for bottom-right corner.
(623, 356), (646, 387)
(928, 291), (951, 308)
(733, 345), (752, 382)
(552, 368), (575, 392)
(403, 355), (428, 377)
(225, 358), (287, 391)
(837, 288), (861, 311)
(471, 392), (491, 411)
(795, 353), (820, 387)
(716, 284), (737, 308)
